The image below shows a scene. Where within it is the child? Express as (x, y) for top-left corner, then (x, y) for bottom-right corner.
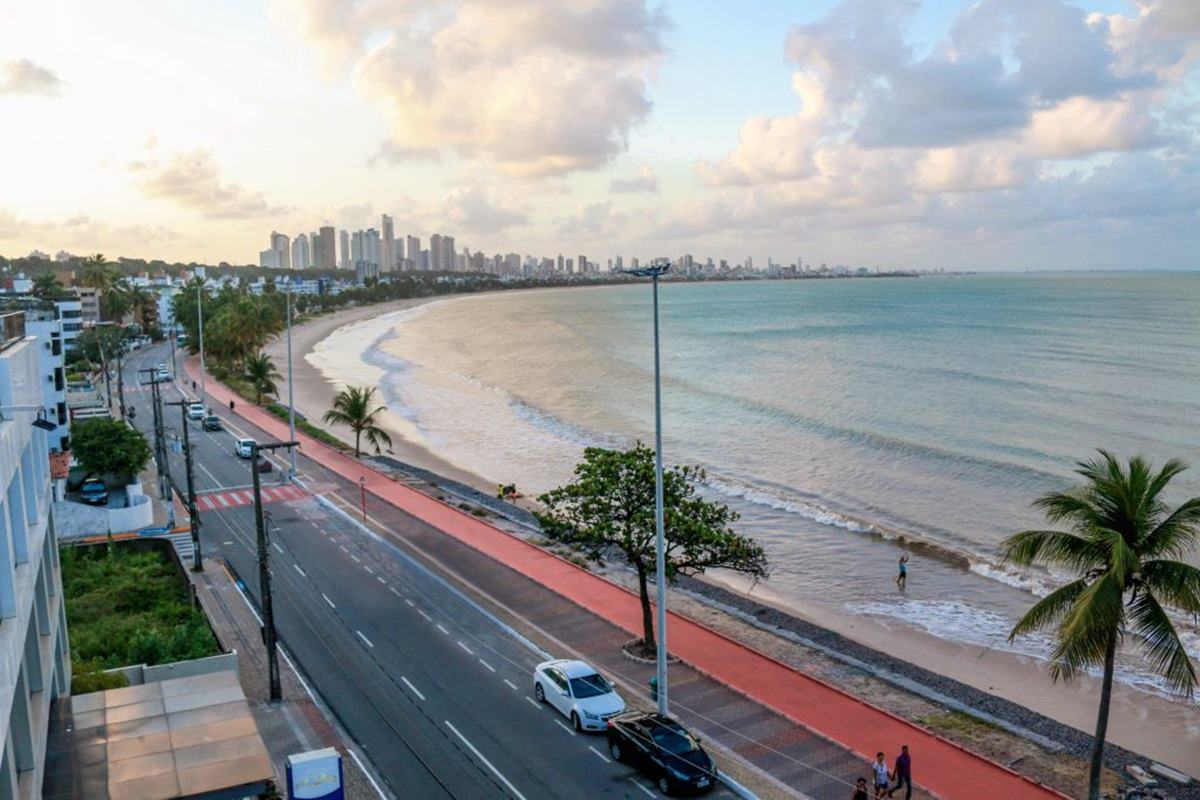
(895, 553), (909, 589)
(852, 777), (870, 800)
(872, 752), (891, 798)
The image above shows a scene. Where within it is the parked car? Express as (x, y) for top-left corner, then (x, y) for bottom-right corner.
(187, 402), (206, 420)
(79, 478), (109, 506)
(202, 415), (222, 431)
(235, 438), (255, 458)
(533, 659), (625, 732)
(607, 712), (717, 796)
(255, 455), (273, 473)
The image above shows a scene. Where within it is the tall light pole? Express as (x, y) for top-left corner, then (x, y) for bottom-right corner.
(623, 263), (670, 716)
(285, 281), (297, 479)
(250, 439), (298, 703)
(165, 399), (202, 571)
(196, 281), (207, 404)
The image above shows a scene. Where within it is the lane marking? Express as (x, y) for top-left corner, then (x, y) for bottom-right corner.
(322, 593), (336, 609)
(363, 565), (373, 574)
(339, 545), (348, 553)
(631, 779), (655, 798)
(355, 630), (374, 648)
(503, 679), (518, 691)
(350, 554), (361, 563)
(293, 564), (306, 577)
(554, 719), (577, 737)
(588, 745), (611, 764)
(436, 624), (449, 635)
(222, 540), (233, 545)
(444, 720), (528, 800)
(478, 659), (496, 673)
(402, 597), (414, 607)
(418, 610), (432, 622)
(376, 576), (386, 584)
(400, 676), (426, 701)
(525, 697), (541, 709)
(272, 541), (284, 555)
(216, 494), (230, 508)
(457, 641), (474, 655)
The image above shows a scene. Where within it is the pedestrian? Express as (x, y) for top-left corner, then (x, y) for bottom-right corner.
(895, 553), (909, 589)
(192, 380), (197, 391)
(887, 745), (912, 800)
(229, 399), (235, 411)
(852, 777), (870, 800)
(871, 752), (890, 799)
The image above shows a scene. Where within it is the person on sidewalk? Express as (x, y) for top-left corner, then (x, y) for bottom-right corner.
(871, 752), (891, 798)
(852, 777), (870, 800)
(887, 745), (912, 800)
(895, 553), (909, 589)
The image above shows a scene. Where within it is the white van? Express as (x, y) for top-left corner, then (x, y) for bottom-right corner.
(235, 438), (255, 458)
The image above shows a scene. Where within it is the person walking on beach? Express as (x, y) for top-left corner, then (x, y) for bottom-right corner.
(852, 777), (870, 800)
(871, 752), (890, 798)
(887, 745), (912, 800)
(895, 553), (909, 589)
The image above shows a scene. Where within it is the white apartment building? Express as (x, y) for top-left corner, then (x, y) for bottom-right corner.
(0, 311), (72, 798)
(21, 305), (68, 454)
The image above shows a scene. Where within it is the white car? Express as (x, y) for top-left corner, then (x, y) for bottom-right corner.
(187, 402), (206, 420)
(235, 438), (255, 459)
(533, 659), (625, 732)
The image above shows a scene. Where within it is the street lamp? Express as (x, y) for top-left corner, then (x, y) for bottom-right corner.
(196, 281), (207, 406)
(285, 280), (297, 480)
(622, 262), (670, 716)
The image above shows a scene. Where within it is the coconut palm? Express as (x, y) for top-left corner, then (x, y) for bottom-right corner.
(31, 272), (63, 299)
(79, 253), (116, 292)
(1000, 450), (1200, 800)
(323, 386), (392, 457)
(242, 351), (280, 406)
(99, 276), (132, 322)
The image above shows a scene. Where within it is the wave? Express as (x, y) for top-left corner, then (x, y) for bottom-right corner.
(703, 476), (877, 535)
(968, 562), (1055, 598)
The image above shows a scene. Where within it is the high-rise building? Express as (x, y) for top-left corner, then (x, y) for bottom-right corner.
(270, 232), (290, 269)
(258, 249), (280, 269)
(380, 215), (394, 274)
(577, 254), (588, 274)
(443, 237), (456, 271)
(406, 236), (420, 270)
(340, 230), (350, 270)
(429, 234), (444, 271)
(318, 226), (336, 270)
(0, 310), (73, 795)
(291, 233), (310, 270)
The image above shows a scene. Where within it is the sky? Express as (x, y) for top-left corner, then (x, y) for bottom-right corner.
(0, 0), (1197, 271)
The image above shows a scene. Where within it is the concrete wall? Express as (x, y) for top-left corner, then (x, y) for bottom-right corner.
(106, 652), (238, 687)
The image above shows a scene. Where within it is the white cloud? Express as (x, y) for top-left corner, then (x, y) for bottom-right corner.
(129, 149), (287, 219)
(559, 201), (632, 239)
(610, 164), (659, 193)
(0, 59), (63, 96)
(276, 0), (667, 178)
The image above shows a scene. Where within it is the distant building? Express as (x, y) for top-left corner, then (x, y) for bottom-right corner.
(406, 236), (420, 270)
(0, 312), (72, 794)
(291, 233), (310, 271)
(318, 226), (336, 270)
(339, 230), (350, 270)
(270, 231), (290, 269)
(70, 287), (99, 326)
(381, 215), (394, 274)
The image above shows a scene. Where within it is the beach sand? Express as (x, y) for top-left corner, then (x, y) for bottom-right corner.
(267, 297), (1200, 779)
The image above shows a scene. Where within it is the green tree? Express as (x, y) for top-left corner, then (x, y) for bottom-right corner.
(323, 385), (393, 457)
(99, 276), (132, 322)
(71, 418), (152, 480)
(75, 324), (125, 373)
(31, 271), (63, 299)
(242, 351), (280, 405)
(1000, 450), (1200, 800)
(536, 443), (769, 653)
(79, 253), (116, 293)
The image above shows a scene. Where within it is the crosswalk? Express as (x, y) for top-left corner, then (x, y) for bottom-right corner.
(195, 483), (308, 511)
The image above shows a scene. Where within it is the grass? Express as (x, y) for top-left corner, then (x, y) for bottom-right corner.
(916, 710), (1003, 737)
(61, 543), (221, 694)
(266, 403), (351, 451)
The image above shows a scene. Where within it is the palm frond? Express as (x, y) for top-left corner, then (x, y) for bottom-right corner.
(1009, 578), (1088, 639)
(1142, 498), (1200, 560)
(1049, 572), (1124, 683)
(1140, 560), (1200, 616)
(1127, 591), (1198, 696)
(998, 529), (1103, 572)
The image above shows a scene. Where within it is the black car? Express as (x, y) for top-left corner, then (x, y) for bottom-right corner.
(606, 712), (717, 796)
(202, 415), (222, 431)
(255, 455), (273, 473)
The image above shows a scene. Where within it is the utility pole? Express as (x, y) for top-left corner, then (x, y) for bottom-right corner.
(138, 369), (172, 509)
(115, 341), (127, 421)
(285, 282), (297, 480)
(99, 341), (112, 410)
(168, 323), (177, 377)
(251, 439), (298, 703)
(197, 281), (207, 404)
(165, 399), (202, 571)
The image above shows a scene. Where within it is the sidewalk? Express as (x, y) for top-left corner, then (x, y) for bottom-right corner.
(190, 358), (1066, 800)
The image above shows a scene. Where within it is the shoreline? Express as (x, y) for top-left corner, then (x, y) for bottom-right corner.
(266, 292), (1200, 780)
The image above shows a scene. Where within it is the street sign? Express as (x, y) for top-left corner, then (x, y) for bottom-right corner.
(286, 747), (344, 800)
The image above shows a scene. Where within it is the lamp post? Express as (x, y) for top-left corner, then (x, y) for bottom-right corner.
(250, 439), (299, 703)
(196, 281), (207, 405)
(622, 262), (670, 716)
(285, 281), (297, 479)
(165, 399), (202, 571)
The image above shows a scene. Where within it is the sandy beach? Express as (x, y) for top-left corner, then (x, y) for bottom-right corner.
(266, 295), (1200, 779)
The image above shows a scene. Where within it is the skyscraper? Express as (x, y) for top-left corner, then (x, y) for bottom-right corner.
(406, 236), (420, 270)
(577, 254), (588, 274)
(319, 226), (336, 269)
(430, 234), (443, 271)
(381, 215), (394, 273)
(443, 236), (456, 271)
(340, 230), (350, 270)
(291, 233), (310, 270)
(270, 232), (290, 269)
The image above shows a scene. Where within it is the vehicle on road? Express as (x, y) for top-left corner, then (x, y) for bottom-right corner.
(187, 402), (206, 420)
(79, 478), (109, 506)
(255, 455), (273, 473)
(235, 438), (255, 458)
(202, 415), (222, 431)
(156, 368), (169, 382)
(533, 659), (625, 732)
(606, 712), (717, 796)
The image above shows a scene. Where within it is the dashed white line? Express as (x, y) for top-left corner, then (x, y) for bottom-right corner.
(272, 541), (284, 555)
(418, 610), (432, 622)
(355, 630), (374, 648)
(402, 597), (414, 606)
(222, 540), (233, 545)
(376, 576), (386, 584)
(401, 676), (425, 701)
(588, 745), (611, 764)
(503, 679), (518, 691)
(350, 554), (361, 563)
(322, 593), (336, 609)
(554, 719), (577, 737)
(631, 779), (655, 798)
(525, 696), (541, 709)
(457, 641), (474, 655)
(293, 564), (306, 577)
(339, 544), (348, 553)
(444, 721), (528, 800)
(436, 624), (449, 635)
(363, 565), (373, 574)
(478, 659), (496, 672)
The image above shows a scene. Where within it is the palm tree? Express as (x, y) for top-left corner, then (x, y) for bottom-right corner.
(1000, 450), (1200, 800)
(242, 352), (280, 406)
(99, 276), (132, 322)
(323, 386), (393, 457)
(31, 272), (63, 299)
(79, 253), (116, 293)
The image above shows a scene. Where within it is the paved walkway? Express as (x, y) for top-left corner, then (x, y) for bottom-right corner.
(190, 358), (1066, 800)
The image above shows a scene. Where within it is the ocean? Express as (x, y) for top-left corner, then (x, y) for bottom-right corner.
(314, 272), (1200, 702)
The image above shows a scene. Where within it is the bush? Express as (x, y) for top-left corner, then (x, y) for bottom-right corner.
(265, 403), (350, 451)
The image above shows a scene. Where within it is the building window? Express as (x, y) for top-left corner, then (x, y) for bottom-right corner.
(56, 402), (66, 425)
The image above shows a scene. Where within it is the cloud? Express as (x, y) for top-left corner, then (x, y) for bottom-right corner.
(0, 59), (63, 96)
(367, 139), (441, 166)
(0, 209), (180, 252)
(610, 164), (659, 193)
(275, 0), (667, 177)
(559, 201), (631, 239)
(439, 187), (528, 236)
(129, 149), (287, 219)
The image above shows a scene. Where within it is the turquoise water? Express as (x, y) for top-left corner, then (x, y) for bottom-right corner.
(370, 273), (1200, 697)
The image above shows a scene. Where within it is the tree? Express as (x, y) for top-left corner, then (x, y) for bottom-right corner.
(1000, 450), (1200, 800)
(31, 272), (63, 299)
(323, 385), (393, 457)
(242, 352), (280, 405)
(536, 443), (769, 654)
(71, 418), (152, 480)
(75, 325), (125, 372)
(99, 276), (132, 322)
(79, 253), (116, 293)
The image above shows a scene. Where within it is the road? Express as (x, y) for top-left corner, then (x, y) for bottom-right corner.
(118, 345), (735, 800)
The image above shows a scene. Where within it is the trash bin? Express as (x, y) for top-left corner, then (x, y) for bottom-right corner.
(649, 676), (658, 703)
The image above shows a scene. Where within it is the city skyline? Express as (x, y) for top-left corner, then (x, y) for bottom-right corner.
(1, 1), (1198, 271)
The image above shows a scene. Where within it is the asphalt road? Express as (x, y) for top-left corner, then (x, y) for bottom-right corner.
(118, 345), (734, 800)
